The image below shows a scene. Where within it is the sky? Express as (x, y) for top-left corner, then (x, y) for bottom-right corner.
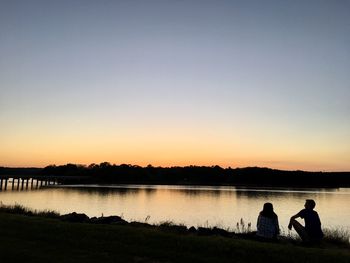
(0, 0), (349, 171)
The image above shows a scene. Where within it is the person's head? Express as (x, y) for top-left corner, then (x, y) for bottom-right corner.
(260, 202), (276, 218)
(304, 199), (316, 210)
(263, 202), (274, 213)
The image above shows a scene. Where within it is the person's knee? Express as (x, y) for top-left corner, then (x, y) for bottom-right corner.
(290, 219), (298, 227)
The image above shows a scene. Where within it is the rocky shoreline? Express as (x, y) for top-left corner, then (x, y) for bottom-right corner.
(60, 212), (235, 238)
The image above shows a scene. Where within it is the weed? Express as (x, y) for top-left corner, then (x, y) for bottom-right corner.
(0, 203), (59, 218)
(236, 218), (252, 234)
(323, 227), (350, 247)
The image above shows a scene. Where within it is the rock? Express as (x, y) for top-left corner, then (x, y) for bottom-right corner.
(159, 224), (187, 234)
(197, 227), (213, 236)
(60, 212), (90, 223)
(93, 215), (128, 225)
(129, 221), (152, 228)
(212, 227), (232, 237)
(188, 226), (197, 234)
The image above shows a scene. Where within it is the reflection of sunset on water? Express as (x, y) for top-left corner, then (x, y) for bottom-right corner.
(0, 186), (349, 231)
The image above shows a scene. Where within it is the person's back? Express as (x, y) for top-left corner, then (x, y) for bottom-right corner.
(256, 203), (279, 239)
(257, 215), (279, 239)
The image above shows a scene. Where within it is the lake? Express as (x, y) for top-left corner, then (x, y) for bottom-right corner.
(1, 184), (349, 233)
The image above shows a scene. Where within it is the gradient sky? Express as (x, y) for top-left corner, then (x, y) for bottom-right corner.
(1, 0), (349, 171)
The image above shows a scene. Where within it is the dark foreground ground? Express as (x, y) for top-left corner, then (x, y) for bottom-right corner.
(0, 212), (349, 263)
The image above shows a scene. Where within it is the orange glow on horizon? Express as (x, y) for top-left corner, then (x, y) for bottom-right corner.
(1, 118), (349, 172)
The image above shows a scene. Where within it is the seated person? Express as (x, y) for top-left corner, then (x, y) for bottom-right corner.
(288, 199), (323, 243)
(256, 202), (280, 239)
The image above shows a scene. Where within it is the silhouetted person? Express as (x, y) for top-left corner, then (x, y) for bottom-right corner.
(256, 202), (280, 239)
(288, 199), (323, 243)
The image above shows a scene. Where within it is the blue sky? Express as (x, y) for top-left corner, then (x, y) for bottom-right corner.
(1, 0), (349, 170)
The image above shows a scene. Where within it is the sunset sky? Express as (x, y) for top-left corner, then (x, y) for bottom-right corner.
(1, 0), (349, 171)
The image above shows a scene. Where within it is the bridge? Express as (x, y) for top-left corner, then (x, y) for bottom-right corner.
(0, 175), (91, 190)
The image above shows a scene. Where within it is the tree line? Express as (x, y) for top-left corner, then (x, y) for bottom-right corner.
(1, 163), (349, 187)
(34, 163), (350, 187)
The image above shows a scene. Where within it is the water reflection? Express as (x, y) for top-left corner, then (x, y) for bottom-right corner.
(0, 184), (349, 231)
(63, 187), (141, 196)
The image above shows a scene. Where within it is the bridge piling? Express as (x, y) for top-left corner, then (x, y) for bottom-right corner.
(21, 179), (25, 190)
(0, 175), (84, 191)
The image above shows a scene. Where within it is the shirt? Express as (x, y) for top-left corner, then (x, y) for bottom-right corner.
(256, 215), (279, 238)
(298, 209), (323, 239)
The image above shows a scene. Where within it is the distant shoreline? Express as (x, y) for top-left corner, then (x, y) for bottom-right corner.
(1, 164), (350, 188)
(1, 165), (350, 173)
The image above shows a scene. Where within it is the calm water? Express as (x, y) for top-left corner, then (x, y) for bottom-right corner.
(1, 184), (350, 233)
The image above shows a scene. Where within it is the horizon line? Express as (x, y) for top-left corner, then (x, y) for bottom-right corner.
(1, 163), (350, 173)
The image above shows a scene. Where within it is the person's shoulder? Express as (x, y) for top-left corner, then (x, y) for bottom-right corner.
(300, 208), (319, 218)
(311, 210), (320, 217)
(298, 208), (307, 218)
(258, 214), (265, 219)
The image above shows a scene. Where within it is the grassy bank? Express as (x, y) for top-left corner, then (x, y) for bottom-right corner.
(0, 211), (349, 262)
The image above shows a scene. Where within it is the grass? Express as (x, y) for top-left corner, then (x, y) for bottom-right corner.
(0, 212), (349, 263)
(323, 227), (350, 248)
(1, 203), (349, 247)
(0, 202), (60, 218)
(0, 205), (349, 262)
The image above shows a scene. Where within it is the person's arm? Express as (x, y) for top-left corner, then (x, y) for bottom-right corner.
(288, 212), (301, 230)
(257, 214), (261, 229)
(275, 217), (280, 235)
